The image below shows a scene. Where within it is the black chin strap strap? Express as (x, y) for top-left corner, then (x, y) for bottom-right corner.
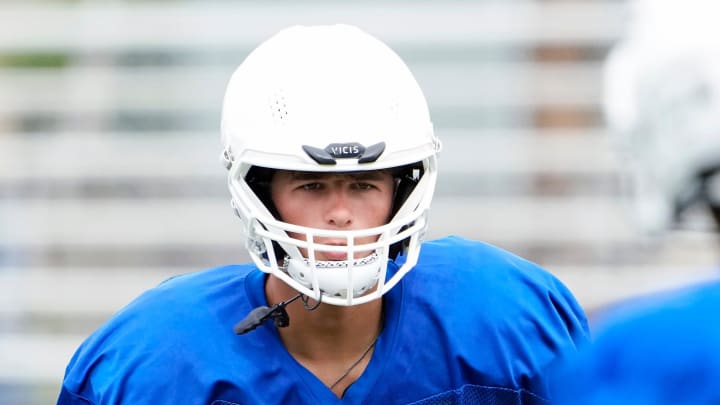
(234, 292), (324, 335)
(233, 293), (302, 335)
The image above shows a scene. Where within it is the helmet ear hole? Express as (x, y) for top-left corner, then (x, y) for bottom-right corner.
(391, 162), (423, 218)
(246, 166), (279, 219)
(246, 166), (287, 262)
(388, 161), (424, 259)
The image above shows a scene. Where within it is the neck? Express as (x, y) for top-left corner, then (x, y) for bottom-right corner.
(266, 275), (382, 350)
(265, 275), (383, 397)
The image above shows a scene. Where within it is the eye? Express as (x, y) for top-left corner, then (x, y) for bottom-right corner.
(299, 182), (322, 191)
(352, 182), (376, 191)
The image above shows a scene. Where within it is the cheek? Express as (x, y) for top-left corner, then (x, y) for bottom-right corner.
(270, 182), (301, 223)
(371, 179), (396, 224)
(274, 197), (303, 224)
(366, 195), (394, 225)
(277, 212), (310, 254)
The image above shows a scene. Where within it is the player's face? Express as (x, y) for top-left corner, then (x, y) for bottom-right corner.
(271, 169), (395, 261)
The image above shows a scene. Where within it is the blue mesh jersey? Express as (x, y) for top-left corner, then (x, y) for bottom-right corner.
(58, 236), (589, 405)
(551, 279), (720, 405)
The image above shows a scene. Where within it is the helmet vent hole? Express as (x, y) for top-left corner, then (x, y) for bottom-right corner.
(269, 91), (289, 125)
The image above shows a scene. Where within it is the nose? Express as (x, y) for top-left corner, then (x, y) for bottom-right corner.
(325, 187), (353, 228)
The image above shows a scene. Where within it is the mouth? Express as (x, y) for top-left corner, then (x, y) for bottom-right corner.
(322, 252), (348, 261)
(315, 240), (349, 261)
(295, 237), (377, 262)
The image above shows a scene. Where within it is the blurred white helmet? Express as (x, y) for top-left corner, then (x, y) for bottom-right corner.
(604, 0), (720, 233)
(220, 24), (441, 306)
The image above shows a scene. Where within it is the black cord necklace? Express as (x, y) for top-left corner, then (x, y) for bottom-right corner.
(328, 333), (379, 391)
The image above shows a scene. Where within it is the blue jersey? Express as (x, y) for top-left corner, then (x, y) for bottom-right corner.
(551, 279), (720, 405)
(58, 236), (588, 404)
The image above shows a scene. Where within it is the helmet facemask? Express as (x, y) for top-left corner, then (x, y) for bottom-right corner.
(226, 156), (437, 306)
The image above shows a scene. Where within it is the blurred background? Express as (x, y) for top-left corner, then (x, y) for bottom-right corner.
(1, 0), (719, 403)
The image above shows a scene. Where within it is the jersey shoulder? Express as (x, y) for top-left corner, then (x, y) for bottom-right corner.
(418, 235), (573, 297)
(416, 234), (587, 325)
(398, 236), (590, 396)
(60, 263), (262, 403)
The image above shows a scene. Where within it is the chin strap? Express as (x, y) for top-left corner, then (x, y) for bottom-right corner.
(283, 252), (379, 269)
(283, 252), (381, 299)
(233, 292), (324, 335)
(233, 293), (302, 335)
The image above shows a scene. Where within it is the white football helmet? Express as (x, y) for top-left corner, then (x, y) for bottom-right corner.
(604, 0), (720, 233)
(220, 25), (441, 306)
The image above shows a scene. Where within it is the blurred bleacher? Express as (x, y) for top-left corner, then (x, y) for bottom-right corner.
(1, 1), (719, 403)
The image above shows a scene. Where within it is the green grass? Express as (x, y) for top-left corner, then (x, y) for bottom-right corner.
(0, 53), (70, 68)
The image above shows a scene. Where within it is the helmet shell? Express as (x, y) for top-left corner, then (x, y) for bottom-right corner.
(221, 24), (437, 173)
